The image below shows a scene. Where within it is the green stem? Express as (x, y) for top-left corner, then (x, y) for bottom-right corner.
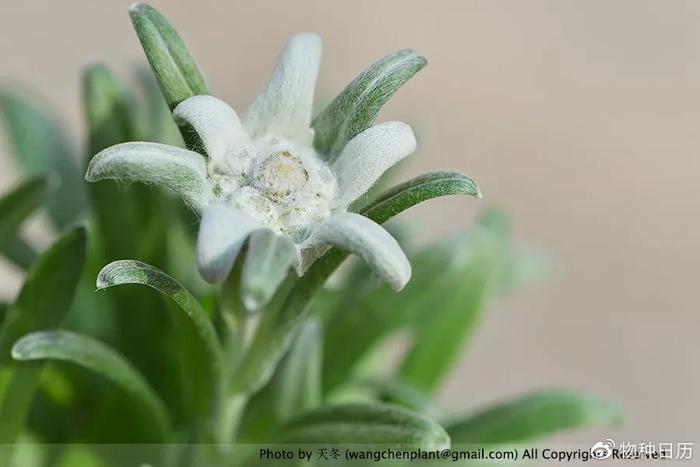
(216, 393), (248, 445)
(220, 254), (248, 365)
(212, 256), (251, 445)
(232, 249), (347, 396)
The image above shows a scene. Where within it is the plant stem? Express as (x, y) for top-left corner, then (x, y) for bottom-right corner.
(232, 249), (348, 396)
(216, 392), (248, 445)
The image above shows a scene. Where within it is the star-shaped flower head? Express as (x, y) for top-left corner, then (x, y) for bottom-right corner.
(86, 33), (420, 300)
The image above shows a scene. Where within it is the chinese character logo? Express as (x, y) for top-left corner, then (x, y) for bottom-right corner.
(591, 439), (615, 460)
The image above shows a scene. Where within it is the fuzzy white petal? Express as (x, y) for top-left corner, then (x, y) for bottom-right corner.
(303, 212), (411, 291)
(197, 204), (262, 283)
(244, 33), (321, 145)
(173, 95), (251, 164)
(85, 142), (208, 210)
(332, 121), (417, 208)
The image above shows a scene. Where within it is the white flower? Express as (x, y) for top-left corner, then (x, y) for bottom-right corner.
(85, 34), (415, 290)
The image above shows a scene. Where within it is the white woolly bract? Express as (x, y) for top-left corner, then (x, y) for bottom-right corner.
(197, 204), (261, 283)
(173, 95), (251, 166)
(85, 142), (209, 210)
(303, 212), (411, 291)
(243, 33), (322, 146)
(332, 121), (417, 208)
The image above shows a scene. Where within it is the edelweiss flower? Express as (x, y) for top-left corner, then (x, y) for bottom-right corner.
(86, 34), (415, 291)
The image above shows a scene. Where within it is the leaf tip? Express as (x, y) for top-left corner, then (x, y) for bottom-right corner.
(95, 277), (108, 290)
(95, 260), (122, 290)
(413, 52), (428, 70)
(84, 147), (108, 182)
(397, 48), (427, 65)
(128, 2), (148, 16)
(84, 156), (99, 182)
(10, 332), (45, 361)
(431, 430), (451, 451)
(242, 290), (265, 312)
(10, 341), (28, 360)
(62, 223), (88, 255)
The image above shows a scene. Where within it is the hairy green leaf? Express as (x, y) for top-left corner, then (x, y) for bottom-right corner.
(268, 317), (323, 420)
(135, 66), (184, 145)
(0, 226), (87, 361)
(0, 177), (44, 270)
(324, 210), (548, 397)
(83, 64), (171, 265)
(0, 92), (86, 229)
(240, 318), (322, 441)
(0, 226), (86, 462)
(83, 64), (142, 156)
(129, 3), (208, 111)
(398, 215), (507, 393)
(446, 391), (622, 444)
(322, 233), (472, 394)
(0, 176), (47, 254)
(357, 171), (480, 224)
(81, 66), (181, 430)
(353, 377), (432, 413)
(313, 49), (426, 160)
(83, 64), (147, 263)
(242, 230), (297, 312)
(12, 330), (171, 439)
(96, 260), (224, 404)
(278, 402), (449, 448)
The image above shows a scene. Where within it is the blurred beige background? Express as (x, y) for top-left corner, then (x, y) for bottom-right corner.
(1, 0), (698, 449)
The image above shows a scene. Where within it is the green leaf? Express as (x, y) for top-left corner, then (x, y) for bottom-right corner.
(0, 226), (87, 462)
(83, 64), (142, 156)
(325, 210), (548, 398)
(0, 92), (86, 229)
(353, 377), (432, 413)
(278, 402), (449, 449)
(0, 226), (87, 362)
(82, 64), (170, 263)
(241, 230), (297, 312)
(0, 302), (8, 327)
(134, 66), (184, 146)
(129, 3), (208, 111)
(321, 233), (472, 394)
(446, 391), (622, 444)
(398, 215), (507, 393)
(268, 317), (323, 420)
(81, 66), (182, 430)
(12, 330), (171, 439)
(240, 318), (322, 441)
(356, 171), (480, 224)
(0, 176), (47, 253)
(496, 247), (552, 295)
(313, 49), (427, 160)
(96, 260), (224, 407)
(2, 237), (37, 271)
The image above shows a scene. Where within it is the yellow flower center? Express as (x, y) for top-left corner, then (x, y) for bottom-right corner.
(253, 150), (309, 201)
